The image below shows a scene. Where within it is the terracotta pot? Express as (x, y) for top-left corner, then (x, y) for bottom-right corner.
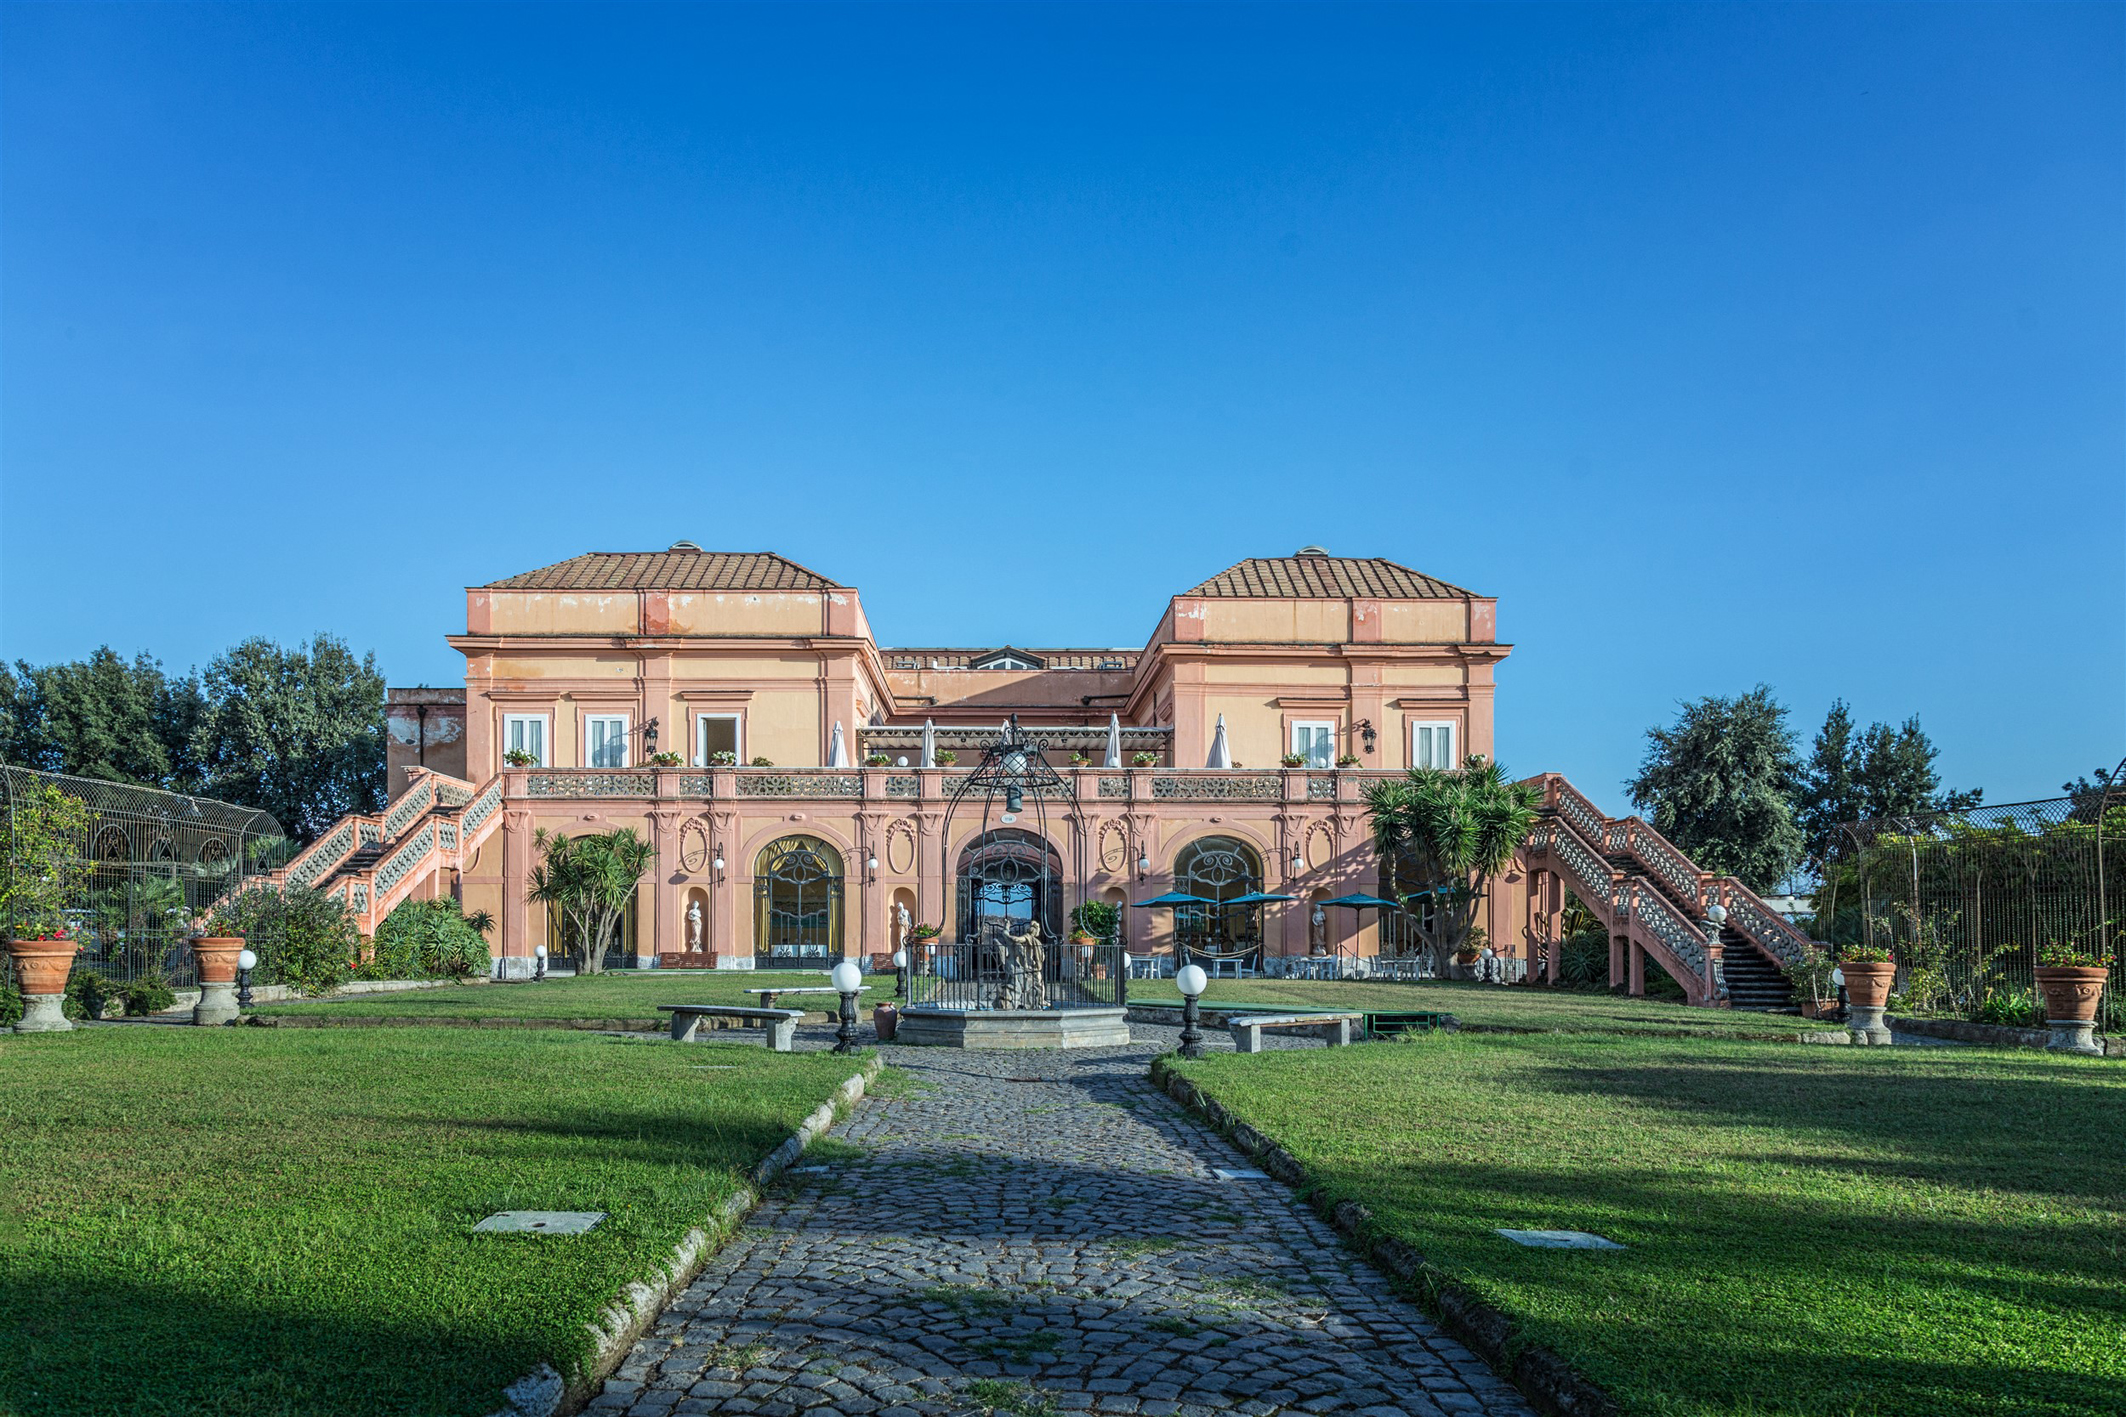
(1797, 997), (1836, 1020)
(192, 937), (246, 986)
(1840, 960), (1896, 1008)
(2033, 966), (2108, 1024)
(7, 937), (80, 995)
(873, 1002), (898, 1042)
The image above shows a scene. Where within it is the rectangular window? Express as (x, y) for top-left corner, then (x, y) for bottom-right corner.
(502, 714), (548, 767)
(1292, 720), (1337, 769)
(1412, 721), (1457, 770)
(696, 714), (741, 765)
(586, 714), (630, 769)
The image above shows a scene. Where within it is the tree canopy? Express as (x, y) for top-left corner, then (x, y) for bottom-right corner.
(1793, 701), (1979, 868)
(1627, 685), (1803, 891)
(1362, 756), (1541, 959)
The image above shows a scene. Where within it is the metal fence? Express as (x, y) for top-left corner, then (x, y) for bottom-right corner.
(2, 765), (293, 990)
(906, 936), (1127, 1011)
(1818, 772), (2125, 1026)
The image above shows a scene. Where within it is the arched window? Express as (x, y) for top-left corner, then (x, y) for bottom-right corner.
(956, 828), (1063, 944)
(1174, 836), (1263, 960)
(754, 836), (844, 964)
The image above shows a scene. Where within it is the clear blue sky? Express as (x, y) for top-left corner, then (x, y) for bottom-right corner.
(3, 3), (2120, 814)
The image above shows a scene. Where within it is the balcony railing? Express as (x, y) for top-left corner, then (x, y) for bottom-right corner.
(509, 765), (1407, 802)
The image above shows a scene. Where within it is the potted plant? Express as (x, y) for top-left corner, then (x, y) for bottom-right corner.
(1336, 753), (1362, 768)
(2033, 936), (2112, 1055)
(749, 756), (774, 767)
(1838, 941), (1897, 1044)
(707, 750), (737, 767)
(647, 751), (684, 767)
(1781, 942), (1838, 1018)
(864, 753), (892, 767)
(1132, 751), (1158, 767)
(1280, 753), (1306, 768)
(1070, 752), (1090, 767)
(503, 748), (539, 767)
(934, 750), (958, 767)
(2, 778), (93, 1034)
(188, 925), (248, 1026)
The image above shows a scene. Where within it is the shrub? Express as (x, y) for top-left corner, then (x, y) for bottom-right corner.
(364, 898), (492, 981)
(1556, 930), (1610, 988)
(117, 973), (178, 1016)
(1070, 901), (1122, 942)
(66, 971), (116, 1020)
(0, 974), (18, 1026)
(208, 885), (358, 995)
(1976, 987), (2043, 1027)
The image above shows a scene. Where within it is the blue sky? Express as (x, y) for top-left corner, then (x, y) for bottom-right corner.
(3, 2), (2120, 814)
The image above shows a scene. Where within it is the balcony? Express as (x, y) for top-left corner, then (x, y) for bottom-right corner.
(510, 765), (1405, 804)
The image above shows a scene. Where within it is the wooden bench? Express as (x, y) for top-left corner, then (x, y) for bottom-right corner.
(658, 1004), (806, 1051)
(1227, 1011), (1361, 1053)
(744, 985), (871, 1011)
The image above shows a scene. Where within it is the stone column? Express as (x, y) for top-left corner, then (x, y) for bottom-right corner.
(501, 808), (534, 977)
(1628, 939), (1646, 997)
(647, 808), (682, 968)
(1609, 933), (1628, 991)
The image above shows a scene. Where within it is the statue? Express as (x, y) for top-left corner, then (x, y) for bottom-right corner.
(1309, 904), (1328, 956)
(896, 901), (911, 949)
(686, 900), (704, 951)
(981, 917), (1049, 1010)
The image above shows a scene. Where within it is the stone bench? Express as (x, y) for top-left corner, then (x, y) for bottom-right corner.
(657, 1004), (806, 1051)
(1228, 1012), (1361, 1053)
(744, 985), (870, 1011)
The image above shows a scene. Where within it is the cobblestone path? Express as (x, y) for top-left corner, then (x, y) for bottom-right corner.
(593, 1027), (1535, 1417)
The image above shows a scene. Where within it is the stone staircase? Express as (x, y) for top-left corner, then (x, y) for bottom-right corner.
(1519, 774), (1816, 1006)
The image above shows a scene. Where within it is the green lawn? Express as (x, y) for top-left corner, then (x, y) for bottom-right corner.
(1170, 1035), (2126, 1417)
(256, 969), (846, 1019)
(1128, 977), (1814, 1036)
(0, 1025), (866, 1416)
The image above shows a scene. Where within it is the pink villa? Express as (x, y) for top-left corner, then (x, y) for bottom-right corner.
(276, 545), (1813, 1005)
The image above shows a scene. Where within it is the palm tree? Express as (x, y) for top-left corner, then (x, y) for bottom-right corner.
(526, 828), (655, 974)
(1361, 755), (1542, 961)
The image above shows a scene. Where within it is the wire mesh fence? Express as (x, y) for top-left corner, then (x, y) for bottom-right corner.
(2, 765), (294, 992)
(1817, 772), (2125, 1027)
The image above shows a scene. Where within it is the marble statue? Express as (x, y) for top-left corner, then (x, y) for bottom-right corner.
(686, 900), (704, 950)
(1309, 903), (1329, 955)
(896, 901), (911, 949)
(981, 917), (1049, 1010)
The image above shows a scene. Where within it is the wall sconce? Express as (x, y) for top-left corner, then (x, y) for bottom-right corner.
(1136, 849), (1150, 880)
(1290, 850), (1304, 874)
(867, 851), (879, 882)
(712, 847), (726, 883)
(1356, 719), (1376, 755)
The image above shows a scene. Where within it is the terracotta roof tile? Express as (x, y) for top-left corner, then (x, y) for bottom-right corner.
(1184, 555), (1475, 599)
(482, 550), (842, 592)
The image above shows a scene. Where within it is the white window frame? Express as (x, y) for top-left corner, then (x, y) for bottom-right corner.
(585, 714), (631, 769)
(1291, 720), (1338, 769)
(695, 713), (743, 766)
(502, 713), (549, 768)
(1411, 720), (1457, 771)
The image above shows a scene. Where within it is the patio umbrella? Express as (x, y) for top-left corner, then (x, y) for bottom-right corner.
(827, 721), (849, 768)
(1317, 893), (1403, 911)
(1223, 891), (1297, 905)
(1132, 891), (1216, 908)
(1206, 713), (1232, 769)
(1104, 713), (1123, 768)
(920, 718), (936, 768)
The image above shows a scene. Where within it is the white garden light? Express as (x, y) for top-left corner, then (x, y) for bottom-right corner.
(1175, 963), (1208, 1058)
(1176, 963), (1207, 998)
(830, 958), (863, 994)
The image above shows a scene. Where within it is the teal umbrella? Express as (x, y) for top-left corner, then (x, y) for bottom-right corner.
(1223, 891), (1297, 906)
(1318, 893), (1403, 911)
(1133, 891), (1216, 908)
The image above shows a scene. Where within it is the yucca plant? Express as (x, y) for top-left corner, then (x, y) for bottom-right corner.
(1361, 755), (1541, 962)
(526, 827), (655, 974)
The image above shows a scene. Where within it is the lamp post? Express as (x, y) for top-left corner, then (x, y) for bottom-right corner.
(831, 958), (863, 1054)
(1176, 962), (1207, 1059)
(534, 944), (547, 982)
(236, 949), (258, 1011)
(892, 948), (908, 1001)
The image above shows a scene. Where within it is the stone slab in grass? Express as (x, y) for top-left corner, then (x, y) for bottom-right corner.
(1212, 1166), (1271, 1180)
(473, 1211), (607, 1235)
(1496, 1227), (1625, 1250)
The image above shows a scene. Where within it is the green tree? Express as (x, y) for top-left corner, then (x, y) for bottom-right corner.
(190, 634), (387, 842)
(1627, 686), (1803, 891)
(526, 828), (655, 974)
(0, 779), (94, 938)
(1362, 756), (1542, 960)
(206, 883), (358, 994)
(0, 649), (205, 790)
(1795, 701), (1980, 868)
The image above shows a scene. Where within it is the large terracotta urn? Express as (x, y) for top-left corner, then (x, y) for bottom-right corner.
(1840, 960), (1897, 1045)
(2033, 966), (2109, 1056)
(192, 936), (246, 1026)
(8, 935), (80, 1033)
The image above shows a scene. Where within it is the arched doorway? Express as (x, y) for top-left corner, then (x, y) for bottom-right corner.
(1379, 845), (1440, 974)
(1174, 836), (1264, 968)
(955, 828), (1064, 945)
(754, 836), (844, 966)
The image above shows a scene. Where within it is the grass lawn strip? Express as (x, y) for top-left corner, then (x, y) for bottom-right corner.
(253, 969), (847, 1020)
(1169, 1034), (2125, 1417)
(0, 1025), (868, 1417)
(1127, 977), (1823, 1037)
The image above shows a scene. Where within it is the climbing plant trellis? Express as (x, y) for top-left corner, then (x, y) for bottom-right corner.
(1, 765), (293, 989)
(1816, 760), (2126, 1027)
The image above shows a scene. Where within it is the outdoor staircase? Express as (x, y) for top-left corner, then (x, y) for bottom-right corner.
(1517, 773), (1817, 1007)
(215, 767), (506, 936)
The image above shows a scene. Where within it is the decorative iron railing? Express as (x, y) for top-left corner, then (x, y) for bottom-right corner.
(905, 937), (1126, 1011)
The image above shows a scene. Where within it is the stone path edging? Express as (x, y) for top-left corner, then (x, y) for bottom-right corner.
(488, 1056), (881, 1417)
(1150, 1058), (1622, 1417)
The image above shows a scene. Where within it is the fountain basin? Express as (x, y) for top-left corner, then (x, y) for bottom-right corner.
(893, 1005), (1130, 1049)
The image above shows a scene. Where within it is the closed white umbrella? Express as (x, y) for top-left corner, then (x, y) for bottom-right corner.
(921, 718), (936, 768)
(827, 721), (849, 768)
(1104, 713), (1123, 768)
(1207, 714), (1233, 769)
